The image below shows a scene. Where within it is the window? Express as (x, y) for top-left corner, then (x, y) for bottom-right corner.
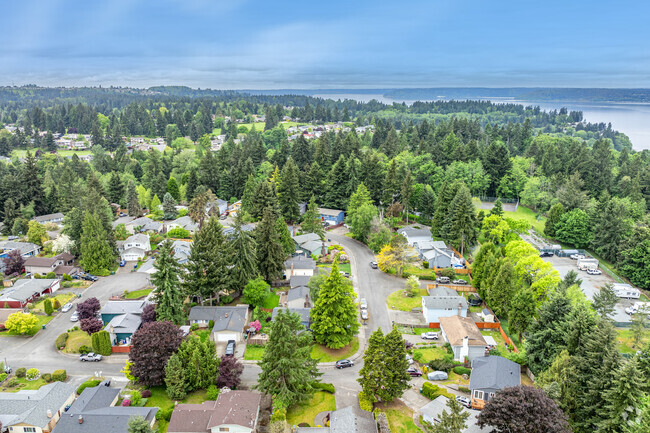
(219, 428), (230, 432)
(24, 428), (37, 433)
(473, 390), (484, 400)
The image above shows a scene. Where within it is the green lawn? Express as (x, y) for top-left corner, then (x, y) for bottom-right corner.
(413, 346), (447, 363)
(61, 280), (92, 289)
(616, 329), (644, 354)
(0, 315), (54, 337)
(63, 330), (92, 353)
(387, 289), (427, 311)
(191, 329), (211, 343)
(503, 205), (546, 233)
(261, 291), (280, 309)
(397, 326), (440, 335)
(377, 401), (421, 433)
(31, 293), (75, 312)
(244, 344), (266, 360)
(145, 386), (208, 411)
(125, 289), (152, 299)
(0, 376), (48, 392)
(311, 337), (359, 362)
(286, 391), (336, 427)
(11, 149), (91, 159)
(338, 263), (351, 274)
(480, 330), (509, 354)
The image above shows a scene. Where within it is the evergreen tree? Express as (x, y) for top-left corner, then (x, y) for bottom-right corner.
(310, 260), (360, 349)
(164, 353), (187, 400)
(128, 416), (156, 433)
(107, 171), (124, 204)
(228, 213), (258, 294)
(175, 336), (219, 391)
(597, 358), (644, 433)
(240, 174), (258, 215)
(277, 157), (301, 222)
(592, 283), (618, 320)
(188, 188), (215, 229)
(167, 176), (181, 201)
(79, 211), (115, 274)
(508, 288), (535, 341)
(255, 208), (285, 282)
(489, 198), (503, 217)
(301, 196), (325, 239)
(254, 309), (321, 408)
(275, 216), (295, 257)
(591, 198), (632, 263)
(325, 155), (348, 209)
(423, 398), (469, 433)
(382, 326), (411, 399)
(346, 183), (377, 243)
(162, 192), (178, 220)
(441, 184), (477, 255)
(126, 180), (141, 217)
(21, 151), (46, 214)
(358, 329), (387, 402)
(183, 216), (229, 305)
(487, 259), (516, 317)
(151, 240), (186, 325)
(250, 180), (278, 220)
(431, 180), (458, 237)
(186, 168), (198, 202)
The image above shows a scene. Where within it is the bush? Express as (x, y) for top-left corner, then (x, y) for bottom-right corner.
(220, 295), (233, 304)
(45, 272), (56, 279)
(358, 391), (375, 412)
(156, 407), (173, 421)
(52, 299), (61, 309)
(77, 379), (101, 395)
(421, 382), (441, 400)
(79, 345), (92, 354)
(270, 407), (287, 422)
(459, 386), (470, 393)
(44, 298), (53, 316)
(423, 261), (429, 269)
(206, 384), (219, 400)
(190, 323), (199, 331)
(504, 350), (529, 366)
(313, 382), (335, 393)
(26, 368), (40, 380)
(52, 370), (67, 381)
(166, 227), (191, 239)
(0, 324), (5, 332)
(141, 389), (151, 398)
(208, 320), (214, 329)
(122, 398), (131, 407)
(62, 273), (72, 281)
(42, 373), (52, 382)
(15, 367), (26, 378)
(7, 377), (19, 387)
(428, 358), (456, 372)
(453, 366), (471, 376)
(413, 351), (424, 363)
(0, 372), (7, 382)
(443, 342), (453, 355)
(92, 330), (112, 356)
(55, 332), (69, 350)
(439, 268), (456, 279)
(130, 390), (142, 406)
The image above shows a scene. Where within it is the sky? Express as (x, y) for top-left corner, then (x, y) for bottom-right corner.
(0, 0), (649, 89)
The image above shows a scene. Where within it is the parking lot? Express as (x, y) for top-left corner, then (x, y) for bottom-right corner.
(541, 255), (633, 323)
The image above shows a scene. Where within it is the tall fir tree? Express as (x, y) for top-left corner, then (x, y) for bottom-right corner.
(151, 240), (186, 325)
(440, 184), (477, 255)
(275, 216), (296, 257)
(276, 157), (301, 222)
(167, 176), (181, 201)
(358, 329), (386, 402)
(228, 213), (258, 294)
(107, 171), (125, 204)
(250, 180), (278, 220)
(255, 207), (285, 282)
(126, 180), (141, 217)
(164, 353), (187, 400)
(162, 192), (178, 220)
(79, 211), (115, 274)
(300, 196), (325, 239)
(597, 357), (644, 433)
(382, 326), (411, 400)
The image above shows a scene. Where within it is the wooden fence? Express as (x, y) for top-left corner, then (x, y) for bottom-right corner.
(426, 283), (477, 293)
(111, 345), (132, 353)
(426, 320), (518, 353)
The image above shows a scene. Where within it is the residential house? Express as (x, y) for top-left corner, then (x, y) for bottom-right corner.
(32, 213), (65, 225)
(166, 215), (198, 235)
(397, 226), (433, 246)
(137, 240), (192, 274)
(292, 232), (326, 258)
(318, 208), (345, 225)
(422, 295), (468, 323)
(0, 241), (42, 258)
(206, 199), (228, 216)
(286, 286), (312, 309)
(167, 390), (261, 433)
(295, 406), (378, 433)
(24, 253), (77, 277)
(422, 247), (463, 269)
(272, 307), (312, 330)
(414, 240), (447, 257)
(439, 315), (487, 363)
(420, 396), (491, 433)
(284, 256), (316, 278)
(188, 305), (249, 342)
(469, 356), (521, 409)
(0, 279), (61, 308)
(290, 275), (312, 289)
(100, 300), (149, 346)
(123, 217), (162, 235)
(0, 382), (76, 433)
(117, 233), (151, 262)
(51, 385), (157, 433)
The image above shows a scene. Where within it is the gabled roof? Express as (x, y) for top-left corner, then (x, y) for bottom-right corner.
(293, 232), (321, 245)
(439, 316), (486, 347)
(0, 279), (58, 303)
(422, 296), (468, 310)
(125, 216), (152, 227)
(287, 286), (311, 304)
(272, 307), (311, 325)
(121, 247), (146, 257)
(414, 240), (447, 251)
(24, 256), (60, 267)
(318, 208), (344, 217)
(423, 247), (453, 261)
(124, 233), (149, 245)
(0, 382), (75, 429)
(397, 226), (432, 239)
(470, 356), (521, 391)
(284, 256), (316, 270)
(33, 212), (64, 223)
(428, 286), (459, 297)
(100, 300), (147, 316)
(188, 306), (248, 333)
(330, 406), (378, 433)
(105, 313), (142, 334)
(290, 275), (311, 288)
(0, 241), (40, 255)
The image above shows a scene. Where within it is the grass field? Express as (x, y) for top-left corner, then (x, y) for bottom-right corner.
(146, 386), (208, 412)
(125, 289), (152, 299)
(31, 293), (75, 312)
(311, 337), (359, 362)
(11, 149), (92, 159)
(261, 291), (280, 309)
(0, 376), (49, 392)
(616, 328), (644, 354)
(244, 344), (266, 360)
(413, 346), (447, 363)
(286, 391), (336, 427)
(63, 329), (92, 353)
(387, 288), (428, 311)
(376, 400), (421, 433)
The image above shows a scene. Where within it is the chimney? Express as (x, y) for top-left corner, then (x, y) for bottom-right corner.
(47, 409), (52, 418)
(225, 313), (229, 318)
(79, 415), (84, 424)
(460, 335), (470, 363)
(458, 303), (462, 317)
(291, 263), (295, 276)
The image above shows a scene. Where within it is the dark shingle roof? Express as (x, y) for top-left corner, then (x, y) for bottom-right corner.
(0, 382), (75, 429)
(287, 286), (311, 304)
(422, 296), (468, 310)
(330, 406), (377, 433)
(188, 306), (248, 333)
(469, 356), (521, 391)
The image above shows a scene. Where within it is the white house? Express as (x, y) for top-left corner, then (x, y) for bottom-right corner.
(166, 215), (198, 234)
(284, 256), (316, 278)
(397, 226), (433, 246)
(439, 315), (487, 363)
(117, 233), (151, 262)
(422, 295), (468, 323)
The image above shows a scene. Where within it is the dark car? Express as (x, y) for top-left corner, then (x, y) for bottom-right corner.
(336, 359), (354, 369)
(468, 295), (482, 307)
(539, 251), (553, 257)
(407, 367), (423, 377)
(225, 340), (236, 357)
(83, 274), (98, 282)
(119, 260), (126, 267)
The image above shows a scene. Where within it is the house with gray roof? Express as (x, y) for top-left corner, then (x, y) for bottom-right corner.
(284, 256), (316, 278)
(100, 300), (149, 346)
(124, 217), (163, 234)
(422, 294), (468, 323)
(469, 356), (521, 410)
(0, 279), (61, 308)
(296, 406), (378, 433)
(188, 305), (249, 343)
(167, 215), (199, 234)
(287, 286), (311, 308)
(0, 382), (76, 433)
(33, 212), (65, 225)
(52, 385), (157, 433)
(272, 307), (311, 330)
(0, 241), (42, 258)
(292, 232), (326, 257)
(427, 286), (459, 297)
(290, 275), (312, 289)
(422, 246), (463, 269)
(397, 226), (433, 246)
(292, 233), (321, 245)
(420, 396), (492, 433)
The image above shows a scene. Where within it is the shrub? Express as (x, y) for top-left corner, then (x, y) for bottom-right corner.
(504, 350), (529, 366)
(55, 332), (69, 349)
(0, 372), (7, 382)
(156, 407), (173, 421)
(92, 330), (112, 356)
(459, 386), (470, 393)
(439, 268), (456, 279)
(421, 382), (441, 400)
(42, 373), (52, 382)
(358, 391), (375, 412)
(423, 261), (429, 269)
(453, 366), (471, 376)
(166, 227), (191, 239)
(26, 368), (40, 380)
(313, 382), (335, 393)
(206, 384), (219, 400)
(428, 358), (456, 372)
(62, 273), (72, 281)
(122, 398), (131, 407)
(190, 323), (199, 331)
(15, 367), (26, 378)
(130, 390), (142, 406)
(52, 299), (61, 309)
(0, 324), (5, 332)
(7, 377), (19, 387)
(52, 370), (67, 381)
(220, 295), (233, 304)
(141, 389), (151, 398)
(45, 272), (56, 279)
(78, 345), (92, 354)
(208, 320), (214, 329)
(270, 407), (287, 422)
(77, 380), (101, 395)
(443, 342), (453, 355)
(413, 351), (424, 363)
(44, 298), (53, 316)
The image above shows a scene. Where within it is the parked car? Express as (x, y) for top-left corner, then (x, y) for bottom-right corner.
(360, 310), (369, 321)
(455, 395), (472, 408)
(451, 279), (467, 285)
(587, 269), (602, 275)
(119, 212), (127, 217)
(570, 254), (586, 260)
(80, 352), (102, 362)
(370, 261), (378, 269)
(421, 332), (440, 340)
(119, 260), (126, 267)
(82, 273), (98, 282)
(626, 306), (638, 315)
(539, 251), (554, 257)
(435, 276), (451, 284)
(61, 303), (73, 313)
(468, 295), (482, 307)
(225, 340), (236, 357)
(340, 271), (350, 278)
(359, 298), (368, 310)
(70, 312), (79, 322)
(407, 366), (422, 377)
(335, 359), (354, 369)
(427, 371), (448, 381)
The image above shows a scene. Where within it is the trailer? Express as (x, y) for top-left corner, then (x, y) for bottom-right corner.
(577, 257), (599, 271)
(612, 283), (641, 299)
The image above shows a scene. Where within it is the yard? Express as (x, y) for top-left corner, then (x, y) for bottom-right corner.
(0, 314), (54, 337)
(397, 326), (440, 335)
(0, 376), (49, 392)
(387, 288), (428, 311)
(125, 288), (152, 299)
(31, 293), (75, 313)
(286, 391), (336, 427)
(62, 329), (92, 353)
(244, 344), (266, 360)
(413, 345), (448, 363)
(146, 386), (208, 410)
(61, 280), (92, 289)
(616, 328), (645, 355)
(243, 337), (359, 363)
(443, 371), (470, 387)
(376, 400), (421, 433)
(261, 291), (280, 309)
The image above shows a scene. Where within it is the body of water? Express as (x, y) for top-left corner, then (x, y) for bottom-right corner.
(313, 93), (650, 151)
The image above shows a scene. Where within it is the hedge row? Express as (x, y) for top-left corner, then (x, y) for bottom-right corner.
(313, 382), (335, 394)
(358, 391), (374, 412)
(55, 333), (68, 350)
(52, 370), (67, 381)
(91, 330), (112, 356)
(77, 379), (101, 395)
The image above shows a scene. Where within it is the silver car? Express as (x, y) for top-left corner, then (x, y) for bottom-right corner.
(456, 395), (472, 408)
(61, 303), (73, 313)
(421, 332), (440, 340)
(360, 310), (369, 320)
(70, 311), (79, 322)
(359, 298), (368, 310)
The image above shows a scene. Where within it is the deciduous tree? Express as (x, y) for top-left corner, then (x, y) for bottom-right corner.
(376, 234), (417, 277)
(130, 321), (184, 386)
(217, 355), (244, 389)
(243, 277), (270, 307)
(4, 312), (38, 334)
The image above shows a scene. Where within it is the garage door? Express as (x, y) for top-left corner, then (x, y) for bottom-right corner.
(216, 333), (238, 342)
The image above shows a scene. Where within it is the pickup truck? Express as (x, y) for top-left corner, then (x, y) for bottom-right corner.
(80, 352), (103, 362)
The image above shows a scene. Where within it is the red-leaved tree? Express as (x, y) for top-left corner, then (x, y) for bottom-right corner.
(80, 317), (104, 334)
(3, 250), (25, 275)
(141, 304), (156, 323)
(129, 321), (184, 386)
(217, 355), (244, 389)
(77, 297), (101, 320)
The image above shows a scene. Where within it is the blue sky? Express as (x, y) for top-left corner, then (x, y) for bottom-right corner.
(1, 0), (648, 89)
